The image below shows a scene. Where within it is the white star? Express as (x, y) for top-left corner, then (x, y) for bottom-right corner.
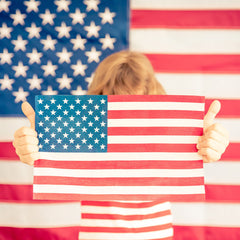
(0, 74), (14, 90)
(0, 49), (13, 64)
(94, 116), (99, 121)
(94, 138), (99, 144)
(76, 121), (81, 126)
(84, 0), (99, 12)
(82, 138), (87, 144)
(57, 127), (62, 132)
(85, 47), (101, 63)
(82, 115), (87, 121)
(63, 133), (68, 138)
(41, 35), (57, 50)
(11, 36), (28, 51)
(100, 98), (106, 104)
(69, 138), (74, 143)
(12, 61), (29, 77)
(50, 144), (56, 149)
(57, 116), (62, 121)
(71, 86), (87, 95)
(50, 98), (56, 104)
(63, 98), (68, 104)
(100, 144), (105, 149)
(0, 0), (11, 12)
(25, 23), (41, 38)
(100, 133), (105, 138)
(99, 33), (116, 50)
(57, 138), (62, 143)
(84, 21), (101, 38)
(39, 9), (56, 25)
(63, 144), (68, 149)
(71, 60), (87, 76)
(54, 0), (71, 12)
(41, 61), (57, 76)
(88, 110), (93, 115)
(69, 8), (86, 25)
(69, 104), (74, 109)
(44, 116), (50, 121)
(38, 121), (43, 127)
(70, 34), (86, 50)
(63, 121), (68, 126)
(88, 144), (93, 149)
(82, 127), (87, 132)
(88, 121), (93, 127)
(100, 121), (106, 127)
(75, 144), (80, 149)
(41, 86), (58, 95)
(99, 8), (116, 24)
(56, 47), (73, 63)
(38, 110), (43, 115)
(94, 127), (99, 132)
(82, 104), (87, 110)
(37, 98), (43, 104)
(69, 127), (75, 132)
(51, 132), (56, 137)
(75, 98), (81, 104)
(94, 104), (99, 110)
(56, 73), (73, 90)
(12, 87), (29, 103)
(58, 104), (62, 109)
(26, 48), (43, 64)
(44, 104), (49, 109)
(100, 110), (106, 115)
(50, 120), (56, 125)
(55, 22), (72, 38)
(88, 133), (93, 138)
(10, 9), (26, 25)
(63, 110), (68, 115)
(39, 133), (43, 138)
(44, 138), (49, 144)
(0, 23), (12, 39)
(76, 111), (81, 116)
(27, 74), (43, 90)
(24, 0), (40, 13)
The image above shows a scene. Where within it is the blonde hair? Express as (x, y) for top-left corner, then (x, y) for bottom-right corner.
(87, 50), (166, 95)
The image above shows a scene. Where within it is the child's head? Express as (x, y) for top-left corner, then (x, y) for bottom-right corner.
(87, 50), (165, 95)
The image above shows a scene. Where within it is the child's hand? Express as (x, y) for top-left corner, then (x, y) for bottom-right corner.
(12, 102), (39, 165)
(197, 100), (229, 163)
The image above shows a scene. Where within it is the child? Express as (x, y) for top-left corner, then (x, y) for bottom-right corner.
(13, 50), (229, 240)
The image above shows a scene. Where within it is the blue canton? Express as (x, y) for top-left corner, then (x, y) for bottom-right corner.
(0, 0), (129, 115)
(35, 95), (108, 152)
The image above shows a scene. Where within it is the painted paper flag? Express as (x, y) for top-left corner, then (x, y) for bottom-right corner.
(33, 94), (205, 201)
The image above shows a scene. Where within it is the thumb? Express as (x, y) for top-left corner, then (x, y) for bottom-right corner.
(203, 100), (221, 131)
(21, 102), (35, 129)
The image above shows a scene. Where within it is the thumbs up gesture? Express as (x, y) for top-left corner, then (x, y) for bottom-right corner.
(197, 100), (229, 163)
(13, 102), (39, 165)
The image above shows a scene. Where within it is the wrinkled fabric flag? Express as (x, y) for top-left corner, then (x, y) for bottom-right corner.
(33, 94), (205, 201)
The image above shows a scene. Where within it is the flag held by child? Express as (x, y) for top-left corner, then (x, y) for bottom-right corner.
(34, 94), (205, 201)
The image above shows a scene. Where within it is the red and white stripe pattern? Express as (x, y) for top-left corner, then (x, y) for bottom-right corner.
(33, 95), (205, 202)
(130, 0), (240, 239)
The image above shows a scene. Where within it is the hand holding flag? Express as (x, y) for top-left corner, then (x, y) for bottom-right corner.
(197, 100), (229, 162)
(13, 102), (39, 165)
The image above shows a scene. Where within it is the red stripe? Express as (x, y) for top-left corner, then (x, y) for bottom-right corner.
(33, 193), (205, 201)
(131, 10), (240, 29)
(79, 223), (173, 233)
(0, 226), (80, 240)
(36, 159), (203, 169)
(107, 144), (197, 152)
(221, 143), (240, 161)
(108, 95), (204, 102)
(206, 98), (240, 118)
(173, 226), (240, 240)
(146, 54), (240, 74)
(108, 127), (203, 136)
(205, 184), (240, 202)
(108, 110), (204, 119)
(0, 184), (74, 203)
(81, 200), (167, 208)
(82, 210), (171, 220)
(34, 176), (204, 186)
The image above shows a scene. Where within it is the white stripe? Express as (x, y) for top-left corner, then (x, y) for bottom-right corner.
(34, 168), (204, 178)
(0, 202), (81, 227)
(108, 118), (203, 127)
(81, 201), (171, 215)
(108, 101), (204, 111)
(34, 184), (204, 195)
(81, 215), (172, 228)
(156, 73), (240, 98)
(171, 202), (240, 227)
(0, 160), (33, 184)
(217, 118), (240, 142)
(130, 29), (240, 54)
(39, 152), (202, 161)
(0, 117), (29, 141)
(108, 135), (199, 144)
(79, 228), (173, 240)
(131, 0), (240, 10)
(204, 161), (240, 185)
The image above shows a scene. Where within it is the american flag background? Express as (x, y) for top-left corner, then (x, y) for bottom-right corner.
(0, 0), (240, 240)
